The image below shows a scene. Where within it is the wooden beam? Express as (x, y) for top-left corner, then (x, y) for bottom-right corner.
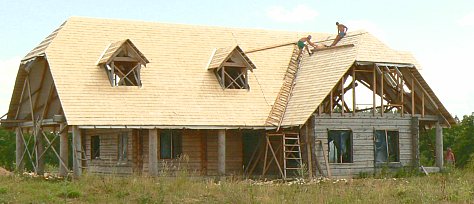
(218, 129), (226, 176)
(114, 56), (138, 62)
(148, 129), (158, 176)
(72, 126), (82, 178)
(341, 76), (345, 115)
(435, 121), (443, 169)
(15, 79), (28, 120)
(422, 93), (425, 117)
(380, 67), (384, 116)
(352, 68), (356, 116)
(411, 78), (415, 116)
(15, 127), (25, 173)
(59, 123), (68, 177)
(330, 91), (333, 115)
(373, 64), (376, 116)
(223, 62), (246, 67)
(305, 124), (313, 178)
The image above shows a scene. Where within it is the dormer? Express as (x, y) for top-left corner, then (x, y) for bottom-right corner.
(207, 45), (256, 90)
(97, 39), (149, 87)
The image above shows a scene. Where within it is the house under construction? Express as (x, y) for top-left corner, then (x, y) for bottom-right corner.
(0, 17), (455, 178)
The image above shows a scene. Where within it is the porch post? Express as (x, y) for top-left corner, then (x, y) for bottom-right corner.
(35, 128), (45, 175)
(218, 129), (226, 175)
(15, 127), (25, 172)
(149, 129), (158, 176)
(72, 126), (82, 178)
(435, 121), (444, 169)
(59, 123), (69, 177)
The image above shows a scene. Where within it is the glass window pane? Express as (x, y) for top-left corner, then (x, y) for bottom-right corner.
(375, 130), (388, 163)
(91, 136), (100, 159)
(387, 131), (399, 162)
(160, 131), (172, 159)
(328, 130), (352, 163)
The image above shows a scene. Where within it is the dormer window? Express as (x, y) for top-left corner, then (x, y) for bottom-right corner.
(207, 46), (256, 89)
(97, 39), (149, 87)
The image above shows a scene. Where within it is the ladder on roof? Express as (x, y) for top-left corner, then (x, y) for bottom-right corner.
(265, 45), (304, 130)
(283, 132), (303, 179)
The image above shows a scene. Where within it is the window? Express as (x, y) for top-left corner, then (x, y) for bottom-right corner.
(118, 132), (128, 162)
(207, 46), (256, 90)
(91, 136), (100, 160)
(160, 130), (182, 159)
(97, 39), (149, 87)
(328, 130), (353, 163)
(374, 130), (399, 163)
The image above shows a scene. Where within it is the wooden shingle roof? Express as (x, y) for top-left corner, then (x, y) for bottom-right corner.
(9, 17), (454, 127)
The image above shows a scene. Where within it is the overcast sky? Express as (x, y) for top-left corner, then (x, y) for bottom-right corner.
(1, 0), (473, 118)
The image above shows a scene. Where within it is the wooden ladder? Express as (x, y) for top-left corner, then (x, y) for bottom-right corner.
(283, 132), (303, 179)
(265, 46), (304, 130)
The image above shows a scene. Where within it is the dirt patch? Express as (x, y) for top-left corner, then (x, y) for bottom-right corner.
(0, 167), (12, 176)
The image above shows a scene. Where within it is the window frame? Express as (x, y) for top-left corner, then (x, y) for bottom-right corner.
(91, 135), (100, 160)
(118, 132), (128, 163)
(327, 129), (353, 164)
(159, 130), (183, 160)
(374, 129), (400, 163)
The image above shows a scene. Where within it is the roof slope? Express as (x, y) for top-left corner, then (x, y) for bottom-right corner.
(38, 17), (328, 126)
(282, 32), (446, 126)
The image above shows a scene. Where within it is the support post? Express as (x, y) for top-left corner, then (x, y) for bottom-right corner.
(341, 76), (345, 115)
(435, 121), (444, 169)
(411, 117), (420, 167)
(148, 129), (158, 176)
(218, 129), (226, 176)
(352, 68), (356, 116)
(72, 126), (82, 178)
(59, 123), (69, 177)
(15, 127), (25, 173)
(373, 65), (376, 116)
(35, 128), (45, 175)
(381, 69), (384, 116)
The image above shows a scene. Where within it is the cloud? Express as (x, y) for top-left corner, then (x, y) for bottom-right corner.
(346, 20), (387, 41)
(457, 12), (474, 26)
(266, 4), (318, 23)
(0, 56), (21, 116)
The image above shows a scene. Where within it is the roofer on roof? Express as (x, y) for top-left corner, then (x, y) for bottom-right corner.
(330, 22), (348, 47)
(297, 35), (317, 55)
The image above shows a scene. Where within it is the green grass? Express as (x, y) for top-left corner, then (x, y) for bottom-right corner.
(0, 170), (473, 203)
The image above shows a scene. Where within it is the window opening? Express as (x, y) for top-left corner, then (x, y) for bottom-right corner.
(118, 132), (128, 162)
(328, 130), (353, 163)
(160, 130), (182, 159)
(375, 130), (399, 163)
(91, 136), (100, 160)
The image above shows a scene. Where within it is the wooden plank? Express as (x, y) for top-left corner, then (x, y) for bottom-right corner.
(72, 126), (82, 178)
(311, 44), (355, 52)
(341, 76), (345, 115)
(373, 64), (376, 116)
(352, 68), (356, 116)
(218, 129), (226, 175)
(15, 127), (25, 172)
(148, 129), (158, 176)
(59, 123), (68, 177)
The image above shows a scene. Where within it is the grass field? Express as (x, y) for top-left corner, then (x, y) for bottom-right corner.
(0, 169), (473, 203)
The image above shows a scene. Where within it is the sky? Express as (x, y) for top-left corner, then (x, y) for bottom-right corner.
(0, 0), (473, 118)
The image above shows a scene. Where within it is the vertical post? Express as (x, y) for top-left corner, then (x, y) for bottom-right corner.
(59, 123), (69, 177)
(435, 121), (444, 169)
(341, 76), (345, 115)
(411, 117), (420, 167)
(373, 65), (376, 116)
(218, 129), (226, 176)
(330, 91), (333, 115)
(148, 129), (158, 176)
(35, 128), (45, 175)
(305, 123), (313, 178)
(411, 78), (415, 116)
(380, 69), (384, 116)
(72, 126), (82, 178)
(15, 127), (25, 173)
(352, 68), (356, 116)
(400, 77), (404, 117)
(421, 93), (425, 117)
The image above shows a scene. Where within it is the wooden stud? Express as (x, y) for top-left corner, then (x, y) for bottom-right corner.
(305, 124), (313, 178)
(330, 91), (333, 115)
(380, 68), (384, 116)
(422, 93), (425, 117)
(341, 76), (345, 115)
(435, 121), (443, 169)
(15, 79), (28, 120)
(352, 68), (356, 116)
(373, 64), (377, 116)
(411, 78), (415, 116)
